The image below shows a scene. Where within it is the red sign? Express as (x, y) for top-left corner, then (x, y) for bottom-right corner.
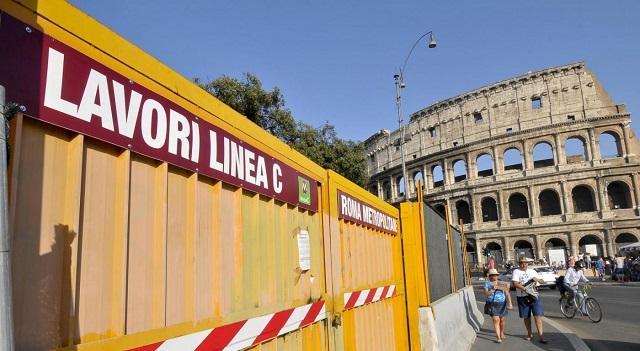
(337, 190), (398, 235)
(0, 14), (318, 211)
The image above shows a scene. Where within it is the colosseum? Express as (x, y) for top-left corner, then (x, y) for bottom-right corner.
(364, 62), (640, 267)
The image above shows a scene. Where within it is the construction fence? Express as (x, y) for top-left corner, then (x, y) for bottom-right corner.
(1, 1), (470, 350)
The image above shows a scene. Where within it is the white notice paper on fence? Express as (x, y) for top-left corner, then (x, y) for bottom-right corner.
(297, 230), (311, 271)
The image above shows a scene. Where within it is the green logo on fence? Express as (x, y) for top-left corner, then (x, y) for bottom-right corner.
(298, 176), (311, 205)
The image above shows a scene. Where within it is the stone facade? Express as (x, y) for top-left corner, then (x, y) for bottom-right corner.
(364, 62), (640, 266)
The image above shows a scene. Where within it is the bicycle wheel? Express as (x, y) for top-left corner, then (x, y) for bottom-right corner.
(585, 298), (602, 323)
(559, 296), (576, 318)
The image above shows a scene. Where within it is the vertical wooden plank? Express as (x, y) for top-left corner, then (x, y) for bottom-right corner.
(112, 149), (130, 336)
(126, 158), (167, 333)
(195, 176), (214, 321)
(63, 134), (84, 346)
(165, 167), (196, 325)
(76, 141), (125, 343)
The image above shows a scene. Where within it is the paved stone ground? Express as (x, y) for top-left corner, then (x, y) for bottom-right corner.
(471, 283), (589, 351)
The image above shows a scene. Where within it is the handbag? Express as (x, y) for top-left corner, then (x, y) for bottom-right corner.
(484, 290), (497, 315)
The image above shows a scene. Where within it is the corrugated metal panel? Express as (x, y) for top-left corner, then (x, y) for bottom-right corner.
(326, 171), (409, 351)
(8, 117), (328, 350)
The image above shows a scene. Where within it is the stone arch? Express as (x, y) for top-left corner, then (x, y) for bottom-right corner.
(578, 234), (604, 257)
(599, 130), (623, 159)
(452, 158), (467, 182)
(431, 163), (444, 188)
(481, 196), (499, 222)
(572, 184), (596, 212)
(382, 181), (392, 200)
(607, 181), (632, 210)
(508, 192), (529, 219)
(413, 170), (424, 191)
(455, 199), (472, 224)
(484, 241), (504, 265)
(503, 147), (523, 171)
(532, 141), (555, 168)
(545, 237), (567, 248)
(565, 136), (588, 163)
(476, 153), (494, 177)
(514, 239), (534, 260)
(615, 233), (639, 251)
(396, 175), (405, 197)
(434, 203), (446, 217)
(538, 189), (562, 216)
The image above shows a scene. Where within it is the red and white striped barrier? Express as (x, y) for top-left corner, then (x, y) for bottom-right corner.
(129, 301), (326, 351)
(343, 285), (396, 310)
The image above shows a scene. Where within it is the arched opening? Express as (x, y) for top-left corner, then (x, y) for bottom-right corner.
(383, 181), (391, 200)
(369, 185), (377, 195)
(572, 185), (596, 212)
(481, 197), (498, 222)
(413, 171), (424, 191)
(508, 192), (529, 219)
(538, 189), (562, 216)
(615, 233), (639, 251)
(504, 148), (523, 171)
(485, 242), (504, 265)
(599, 131), (623, 159)
(466, 241), (477, 266)
(397, 176), (405, 197)
(545, 238), (568, 265)
(432, 164), (444, 188)
(456, 200), (472, 224)
(607, 181), (632, 209)
(578, 235), (603, 257)
(533, 142), (555, 168)
(453, 159), (467, 182)
(565, 136), (588, 163)
(476, 153), (494, 177)
(514, 240), (534, 261)
(434, 204), (446, 217)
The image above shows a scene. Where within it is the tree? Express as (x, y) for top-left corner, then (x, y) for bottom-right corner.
(195, 73), (368, 187)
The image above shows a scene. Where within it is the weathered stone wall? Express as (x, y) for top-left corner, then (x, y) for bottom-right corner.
(364, 62), (640, 264)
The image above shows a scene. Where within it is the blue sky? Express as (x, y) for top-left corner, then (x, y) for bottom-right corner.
(69, 0), (640, 142)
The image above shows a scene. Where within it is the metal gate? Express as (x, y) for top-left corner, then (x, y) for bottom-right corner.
(325, 171), (409, 350)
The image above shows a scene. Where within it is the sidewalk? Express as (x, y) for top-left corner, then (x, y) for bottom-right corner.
(471, 302), (588, 351)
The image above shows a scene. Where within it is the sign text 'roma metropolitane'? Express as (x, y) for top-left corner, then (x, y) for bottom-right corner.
(338, 190), (398, 234)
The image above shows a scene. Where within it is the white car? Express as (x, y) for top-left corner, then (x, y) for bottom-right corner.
(498, 266), (559, 290)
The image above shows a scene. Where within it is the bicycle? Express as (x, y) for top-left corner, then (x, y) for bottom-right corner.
(558, 283), (602, 323)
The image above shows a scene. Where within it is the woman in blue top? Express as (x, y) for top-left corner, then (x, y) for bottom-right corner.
(484, 268), (513, 343)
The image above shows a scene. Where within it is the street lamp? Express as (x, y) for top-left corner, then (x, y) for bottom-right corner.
(394, 31), (436, 199)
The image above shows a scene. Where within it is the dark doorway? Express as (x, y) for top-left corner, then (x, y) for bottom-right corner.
(508, 193), (529, 219)
(572, 185), (596, 212)
(456, 200), (472, 224)
(481, 197), (498, 222)
(539, 189), (561, 216)
(607, 181), (632, 210)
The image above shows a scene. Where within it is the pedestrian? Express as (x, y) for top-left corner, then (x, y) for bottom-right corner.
(590, 256), (597, 277)
(512, 256), (548, 343)
(596, 257), (605, 280)
(615, 254), (626, 282)
(489, 255), (496, 270)
(585, 254), (592, 271)
(563, 261), (590, 313)
(484, 269), (513, 343)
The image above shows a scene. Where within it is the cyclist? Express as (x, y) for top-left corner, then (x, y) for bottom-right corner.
(564, 261), (589, 312)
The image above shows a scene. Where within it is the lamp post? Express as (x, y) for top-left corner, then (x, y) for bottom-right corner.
(394, 31), (436, 199)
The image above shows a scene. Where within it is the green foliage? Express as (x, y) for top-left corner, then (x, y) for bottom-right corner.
(195, 73), (368, 187)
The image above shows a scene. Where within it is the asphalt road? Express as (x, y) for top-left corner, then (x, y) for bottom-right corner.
(474, 281), (640, 351)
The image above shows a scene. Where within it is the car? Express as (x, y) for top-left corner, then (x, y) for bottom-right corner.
(530, 266), (559, 289)
(497, 266), (559, 290)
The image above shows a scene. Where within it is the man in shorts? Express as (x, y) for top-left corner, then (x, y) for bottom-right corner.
(512, 256), (548, 343)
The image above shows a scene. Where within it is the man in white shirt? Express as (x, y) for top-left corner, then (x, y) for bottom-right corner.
(512, 257), (548, 343)
(563, 261), (589, 312)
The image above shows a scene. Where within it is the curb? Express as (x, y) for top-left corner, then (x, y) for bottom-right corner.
(541, 316), (591, 351)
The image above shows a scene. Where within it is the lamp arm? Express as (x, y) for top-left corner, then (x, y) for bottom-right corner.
(399, 30), (433, 80)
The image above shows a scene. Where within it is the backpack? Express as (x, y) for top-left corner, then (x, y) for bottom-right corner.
(556, 275), (566, 295)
